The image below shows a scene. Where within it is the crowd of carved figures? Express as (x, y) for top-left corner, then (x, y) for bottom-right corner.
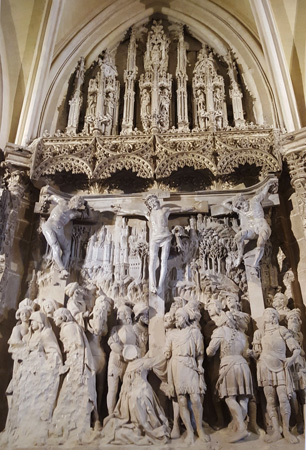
(60, 20), (251, 138)
(1, 8), (306, 450)
(1, 177), (306, 448)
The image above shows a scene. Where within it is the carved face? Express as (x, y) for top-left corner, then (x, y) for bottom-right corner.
(43, 301), (55, 316)
(226, 297), (239, 311)
(175, 310), (187, 329)
(54, 313), (64, 327)
(139, 311), (149, 325)
(288, 315), (301, 332)
(20, 309), (31, 323)
(30, 319), (40, 331)
(236, 198), (249, 212)
(117, 309), (131, 325)
(146, 196), (160, 210)
(69, 196), (84, 210)
(272, 293), (287, 309)
(264, 308), (279, 325)
(164, 313), (174, 329)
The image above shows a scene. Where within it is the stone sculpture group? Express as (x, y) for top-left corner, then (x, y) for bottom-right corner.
(1, 177), (305, 448)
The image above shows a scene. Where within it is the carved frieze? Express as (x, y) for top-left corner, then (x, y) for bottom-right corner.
(28, 129), (281, 183)
(94, 135), (154, 179)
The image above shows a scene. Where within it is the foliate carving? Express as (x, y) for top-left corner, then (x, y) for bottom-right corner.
(29, 129), (281, 183)
(215, 130), (282, 176)
(95, 135), (154, 179)
(31, 135), (154, 181)
(155, 129), (281, 179)
(155, 133), (216, 178)
(31, 137), (95, 181)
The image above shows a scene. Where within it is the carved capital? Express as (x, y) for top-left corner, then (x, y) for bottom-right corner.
(284, 136), (306, 233)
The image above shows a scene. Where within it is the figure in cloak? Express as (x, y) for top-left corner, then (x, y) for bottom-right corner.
(52, 308), (96, 443)
(102, 345), (170, 445)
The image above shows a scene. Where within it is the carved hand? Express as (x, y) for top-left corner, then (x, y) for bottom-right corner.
(284, 356), (295, 368)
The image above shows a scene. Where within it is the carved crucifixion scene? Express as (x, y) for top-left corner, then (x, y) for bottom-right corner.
(1, 9), (306, 450)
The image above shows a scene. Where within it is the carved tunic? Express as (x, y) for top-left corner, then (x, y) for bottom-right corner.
(207, 325), (253, 398)
(253, 326), (299, 394)
(164, 326), (206, 396)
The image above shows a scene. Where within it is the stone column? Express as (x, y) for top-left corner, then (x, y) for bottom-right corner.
(0, 169), (31, 317)
(175, 24), (189, 132)
(121, 29), (138, 134)
(283, 130), (306, 306)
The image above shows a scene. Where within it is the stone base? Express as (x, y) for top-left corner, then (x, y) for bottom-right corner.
(9, 428), (305, 450)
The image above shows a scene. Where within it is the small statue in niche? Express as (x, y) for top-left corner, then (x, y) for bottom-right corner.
(252, 308), (300, 444)
(102, 345), (170, 445)
(52, 308), (96, 443)
(141, 89), (151, 131)
(222, 178), (278, 268)
(87, 78), (98, 117)
(213, 85), (223, 112)
(195, 89), (206, 130)
(159, 87), (171, 131)
(206, 304), (253, 443)
(164, 307), (210, 444)
(41, 188), (89, 278)
(104, 90), (115, 135)
(107, 304), (137, 414)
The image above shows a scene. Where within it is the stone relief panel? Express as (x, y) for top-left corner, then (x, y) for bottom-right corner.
(2, 14), (306, 450)
(2, 175), (304, 449)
